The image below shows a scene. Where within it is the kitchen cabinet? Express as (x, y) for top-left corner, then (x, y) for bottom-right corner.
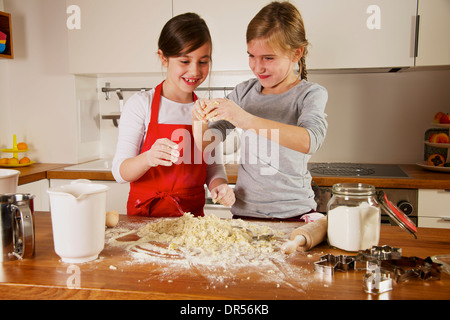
(173, 0), (421, 71)
(418, 189), (450, 229)
(66, 0), (172, 74)
(49, 179), (129, 214)
(291, 0), (417, 69)
(172, 0), (267, 71)
(17, 179), (49, 211)
(415, 0), (450, 66)
(65, 0), (449, 74)
(174, 0), (417, 71)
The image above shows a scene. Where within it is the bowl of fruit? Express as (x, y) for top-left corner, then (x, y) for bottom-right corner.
(0, 135), (34, 167)
(433, 112), (450, 128)
(425, 132), (450, 148)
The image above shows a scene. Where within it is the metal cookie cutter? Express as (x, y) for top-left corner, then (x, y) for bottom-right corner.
(380, 256), (441, 283)
(363, 262), (393, 294)
(355, 245), (402, 270)
(368, 245), (402, 260)
(314, 254), (356, 276)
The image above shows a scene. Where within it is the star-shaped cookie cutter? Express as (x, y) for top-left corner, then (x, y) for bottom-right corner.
(314, 254), (356, 276)
(361, 245), (402, 260)
(314, 245), (402, 276)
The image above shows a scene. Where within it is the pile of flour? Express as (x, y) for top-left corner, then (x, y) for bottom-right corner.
(107, 213), (287, 267)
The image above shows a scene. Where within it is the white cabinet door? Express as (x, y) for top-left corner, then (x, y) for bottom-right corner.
(172, 0), (268, 71)
(418, 189), (450, 229)
(292, 0), (417, 69)
(67, 0), (172, 74)
(415, 0), (450, 66)
(17, 180), (50, 212)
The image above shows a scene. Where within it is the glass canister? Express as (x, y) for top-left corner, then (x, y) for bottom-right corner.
(326, 183), (381, 252)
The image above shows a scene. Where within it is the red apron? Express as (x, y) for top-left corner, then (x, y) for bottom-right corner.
(127, 82), (207, 217)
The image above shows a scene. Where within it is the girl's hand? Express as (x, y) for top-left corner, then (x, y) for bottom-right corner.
(202, 98), (249, 127)
(210, 184), (235, 207)
(192, 98), (210, 122)
(145, 138), (179, 167)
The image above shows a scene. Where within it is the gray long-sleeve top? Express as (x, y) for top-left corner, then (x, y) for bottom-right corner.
(210, 78), (328, 219)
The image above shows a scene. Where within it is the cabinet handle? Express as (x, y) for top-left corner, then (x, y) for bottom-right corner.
(414, 15), (420, 58)
(441, 217), (450, 221)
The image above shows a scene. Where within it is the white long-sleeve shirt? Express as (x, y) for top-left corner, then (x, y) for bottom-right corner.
(112, 89), (227, 187)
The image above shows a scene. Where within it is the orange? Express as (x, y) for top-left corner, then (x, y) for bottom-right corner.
(0, 158), (8, 165)
(7, 158), (19, 165)
(19, 157), (31, 164)
(17, 142), (28, 150)
(427, 154), (445, 167)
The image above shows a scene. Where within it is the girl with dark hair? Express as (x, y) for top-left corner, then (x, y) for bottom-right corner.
(112, 13), (235, 216)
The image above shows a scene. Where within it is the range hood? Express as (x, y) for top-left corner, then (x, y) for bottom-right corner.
(308, 65), (450, 74)
(308, 163), (410, 179)
(309, 67), (409, 74)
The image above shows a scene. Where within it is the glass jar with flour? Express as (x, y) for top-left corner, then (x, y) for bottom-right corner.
(326, 183), (380, 252)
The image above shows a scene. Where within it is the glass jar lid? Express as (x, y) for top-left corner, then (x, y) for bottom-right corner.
(332, 183), (376, 196)
(377, 190), (417, 238)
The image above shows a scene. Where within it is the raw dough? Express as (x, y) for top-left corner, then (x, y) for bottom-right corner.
(106, 210), (120, 228)
(108, 213), (286, 266)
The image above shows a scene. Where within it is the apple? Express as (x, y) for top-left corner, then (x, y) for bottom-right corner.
(440, 114), (450, 124)
(429, 133), (450, 143)
(429, 133), (436, 142)
(434, 112), (445, 123)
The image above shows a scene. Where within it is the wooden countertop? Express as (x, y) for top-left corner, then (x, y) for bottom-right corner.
(0, 212), (449, 301)
(225, 164), (450, 189)
(14, 162), (450, 189)
(11, 163), (68, 185)
(311, 164), (450, 189)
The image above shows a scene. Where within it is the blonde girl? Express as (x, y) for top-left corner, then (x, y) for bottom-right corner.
(193, 2), (328, 219)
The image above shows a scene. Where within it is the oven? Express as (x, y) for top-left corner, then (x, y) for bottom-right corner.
(309, 163), (418, 226)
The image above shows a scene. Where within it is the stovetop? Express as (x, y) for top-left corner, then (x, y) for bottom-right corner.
(308, 163), (410, 178)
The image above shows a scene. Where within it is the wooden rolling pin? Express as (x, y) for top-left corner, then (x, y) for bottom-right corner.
(281, 217), (327, 254)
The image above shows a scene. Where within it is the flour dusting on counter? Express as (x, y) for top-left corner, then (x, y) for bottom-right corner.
(105, 213), (316, 292)
(107, 213), (286, 266)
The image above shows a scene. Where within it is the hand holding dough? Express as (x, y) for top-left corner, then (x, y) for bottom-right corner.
(210, 184), (235, 207)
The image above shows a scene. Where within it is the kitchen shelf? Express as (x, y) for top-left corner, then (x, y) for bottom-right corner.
(101, 113), (121, 127)
(101, 84), (235, 100)
(0, 11), (13, 59)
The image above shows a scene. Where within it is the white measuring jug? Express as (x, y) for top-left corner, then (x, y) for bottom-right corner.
(47, 180), (109, 263)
